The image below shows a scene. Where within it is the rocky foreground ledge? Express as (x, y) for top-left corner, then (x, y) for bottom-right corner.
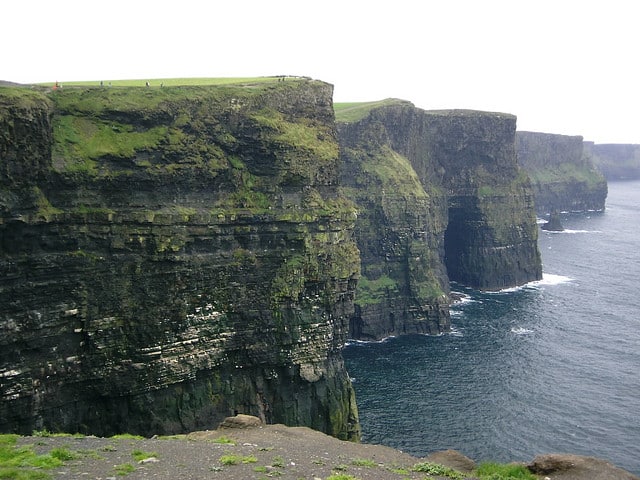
(7, 415), (638, 480)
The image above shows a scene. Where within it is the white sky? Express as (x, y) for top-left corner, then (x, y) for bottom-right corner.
(3, 0), (638, 144)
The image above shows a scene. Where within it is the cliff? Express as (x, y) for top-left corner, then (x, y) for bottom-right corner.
(584, 142), (640, 180)
(0, 81), (360, 440)
(516, 131), (608, 214)
(337, 101), (542, 340)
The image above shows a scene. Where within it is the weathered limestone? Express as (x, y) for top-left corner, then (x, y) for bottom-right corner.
(338, 102), (542, 339)
(516, 131), (608, 214)
(0, 81), (360, 440)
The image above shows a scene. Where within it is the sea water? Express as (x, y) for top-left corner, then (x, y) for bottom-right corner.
(343, 180), (640, 474)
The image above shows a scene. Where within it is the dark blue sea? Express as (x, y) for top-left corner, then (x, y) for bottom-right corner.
(343, 180), (640, 475)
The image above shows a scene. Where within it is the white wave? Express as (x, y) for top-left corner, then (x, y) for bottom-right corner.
(486, 285), (523, 294)
(531, 273), (574, 287)
(484, 272), (574, 294)
(511, 327), (534, 335)
(563, 229), (601, 234)
(450, 292), (477, 304)
(447, 326), (464, 337)
(344, 335), (396, 346)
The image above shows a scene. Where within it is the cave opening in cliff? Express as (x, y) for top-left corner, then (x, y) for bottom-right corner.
(443, 204), (479, 288)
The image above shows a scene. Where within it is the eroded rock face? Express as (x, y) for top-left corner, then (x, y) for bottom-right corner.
(585, 142), (640, 181)
(338, 103), (542, 339)
(516, 131), (608, 214)
(528, 453), (640, 480)
(0, 81), (360, 440)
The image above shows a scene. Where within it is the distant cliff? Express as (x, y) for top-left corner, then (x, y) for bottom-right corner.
(516, 131), (608, 214)
(0, 81), (360, 440)
(584, 142), (640, 180)
(337, 101), (542, 340)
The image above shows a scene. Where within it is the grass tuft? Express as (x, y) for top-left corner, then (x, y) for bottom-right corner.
(474, 461), (537, 479)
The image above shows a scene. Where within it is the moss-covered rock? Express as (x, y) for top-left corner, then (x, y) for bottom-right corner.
(0, 80), (359, 440)
(337, 102), (542, 338)
(585, 141), (640, 181)
(516, 131), (608, 214)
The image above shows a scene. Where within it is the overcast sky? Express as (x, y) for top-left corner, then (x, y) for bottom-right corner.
(3, 0), (638, 144)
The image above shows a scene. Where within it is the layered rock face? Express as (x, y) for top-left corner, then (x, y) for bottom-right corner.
(338, 103), (542, 339)
(585, 142), (640, 180)
(338, 103), (450, 340)
(516, 131), (608, 214)
(0, 81), (360, 440)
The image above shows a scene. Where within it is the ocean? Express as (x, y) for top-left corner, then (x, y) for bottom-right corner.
(343, 180), (640, 475)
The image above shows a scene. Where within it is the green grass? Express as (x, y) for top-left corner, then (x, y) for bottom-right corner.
(41, 76), (300, 88)
(211, 436), (235, 445)
(350, 458), (377, 467)
(31, 431), (84, 439)
(113, 463), (135, 476)
(334, 98), (411, 123)
(0, 87), (50, 110)
(131, 450), (157, 462)
(474, 461), (537, 479)
(355, 274), (398, 306)
(326, 474), (359, 480)
(110, 434), (144, 440)
(0, 434), (78, 480)
(412, 462), (466, 479)
(53, 115), (169, 162)
(527, 162), (605, 188)
(218, 454), (258, 466)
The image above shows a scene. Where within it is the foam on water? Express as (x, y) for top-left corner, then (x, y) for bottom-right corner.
(529, 272), (574, 287)
(510, 327), (534, 335)
(345, 335), (397, 346)
(483, 273), (573, 294)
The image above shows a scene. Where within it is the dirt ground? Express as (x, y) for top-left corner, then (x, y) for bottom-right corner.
(20, 423), (444, 480)
(17, 420), (640, 480)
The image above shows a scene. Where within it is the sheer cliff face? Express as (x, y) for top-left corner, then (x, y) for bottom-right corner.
(0, 82), (360, 440)
(585, 142), (640, 181)
(338, 104), (450, 341)
(338, 104), (542, 339)
(516, 131), (608, 214)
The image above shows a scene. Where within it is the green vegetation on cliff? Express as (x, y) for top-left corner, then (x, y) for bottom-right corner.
(516, 131), (607, 213)
(334, 98), (412, 123)
(1, 79), (361, 441)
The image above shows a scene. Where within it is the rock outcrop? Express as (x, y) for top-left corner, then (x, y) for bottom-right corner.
(585, 142), (640, 181)
(337, 102), (542, 339)
(0, 81), (360, 440)
(541, 210), (564, 231)
(528, 453), (639, 480)
(516, 131), (608, 214)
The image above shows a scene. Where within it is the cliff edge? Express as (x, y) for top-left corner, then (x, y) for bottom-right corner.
(516, 131), (608, 214)
(337, 102), (542, 340)
(0, 80), (360, 439)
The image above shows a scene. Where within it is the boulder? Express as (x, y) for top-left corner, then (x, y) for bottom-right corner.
(219, 414), (263, 429)
(528, 453), (639, 480)
(424, 449), (476, 474)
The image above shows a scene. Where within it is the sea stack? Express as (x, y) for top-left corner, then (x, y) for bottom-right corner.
(541, 210), (564, 231)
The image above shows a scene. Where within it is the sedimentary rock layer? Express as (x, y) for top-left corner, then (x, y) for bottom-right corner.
(516, 131), (608, 214)
(337, 102), (542, 339)
(0, 81), (360, 439)
(585, 141), (640, 181)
